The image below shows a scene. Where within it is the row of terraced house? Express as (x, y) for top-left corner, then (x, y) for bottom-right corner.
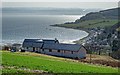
(22, 39), (86, 59)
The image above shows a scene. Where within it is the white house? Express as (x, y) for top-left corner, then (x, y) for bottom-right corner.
(22, 39), (86, 59)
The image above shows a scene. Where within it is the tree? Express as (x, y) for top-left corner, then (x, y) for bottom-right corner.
(112, 39), (119, 51)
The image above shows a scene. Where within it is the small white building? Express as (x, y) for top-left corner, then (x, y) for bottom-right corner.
(11, 43), (22, 52)
(22, 39), (86, 59)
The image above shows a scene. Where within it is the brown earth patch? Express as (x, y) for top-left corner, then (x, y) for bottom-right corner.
(80, 54), (120, 67)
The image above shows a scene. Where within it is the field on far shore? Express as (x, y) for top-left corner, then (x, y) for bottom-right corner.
(1, 51), (119, 74)
(52, 19), (118, 29)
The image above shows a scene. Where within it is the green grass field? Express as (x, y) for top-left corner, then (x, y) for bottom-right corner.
(55, 19), (118, 29)
(1, 51), (119, 74)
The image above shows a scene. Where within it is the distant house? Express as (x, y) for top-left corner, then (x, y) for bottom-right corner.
(3, 45), (11, 51)
(22, 39), (86, 59)
(11, 43), (22, 52)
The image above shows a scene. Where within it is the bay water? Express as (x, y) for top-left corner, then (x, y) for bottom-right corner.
(2, 8), (90, 44)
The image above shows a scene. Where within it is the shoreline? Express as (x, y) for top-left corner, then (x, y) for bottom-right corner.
(2, 26), (90, 45)
(51, 25), (91, 44)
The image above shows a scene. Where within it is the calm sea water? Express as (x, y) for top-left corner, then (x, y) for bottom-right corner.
(2, 8), (91, 44)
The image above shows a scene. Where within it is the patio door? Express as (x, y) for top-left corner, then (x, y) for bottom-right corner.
(33, 47), (35, 52)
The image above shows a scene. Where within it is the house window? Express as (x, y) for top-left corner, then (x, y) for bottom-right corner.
(36, 48), (39, 50)
(49, 49), (52, 52)
(71, 51), (73, 54)
(58, 50), (60, 52)
(27, 47), (28, 49)
(42, 49), (44, 51)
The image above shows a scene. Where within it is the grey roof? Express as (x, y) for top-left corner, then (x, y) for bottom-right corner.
(23, 42), (43, 48)
(32, 42), (43, 47)
(22, 39), (58, 48)
(23, 39), (41, 42)
(23, 39), (58, 43)
(22, 42), (33, 47)
(12, 43), (22, 47)
(22, 39), (41, 47)
(43, 43), (82, 51)
(43, 39), (59, 44)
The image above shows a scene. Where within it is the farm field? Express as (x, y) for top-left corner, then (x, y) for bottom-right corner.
(1, 51), (119, 74)
(53, 19), (118, 29)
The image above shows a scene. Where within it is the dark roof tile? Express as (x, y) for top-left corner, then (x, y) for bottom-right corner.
(43, 43), (82, 51)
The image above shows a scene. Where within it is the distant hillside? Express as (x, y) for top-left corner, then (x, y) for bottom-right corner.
(75, 8), (119, 23)
(52, 8), (119, 29)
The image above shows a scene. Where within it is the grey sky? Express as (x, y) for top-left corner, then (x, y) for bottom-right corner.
(3, 2), (118, 9)
(1, 0), (119, 2)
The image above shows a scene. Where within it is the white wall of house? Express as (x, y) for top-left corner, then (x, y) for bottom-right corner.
(40, 48), (86, 58)
(23, 47), (86, 59)
(24, 47), (33, 52)
(34, 47), (42, 52)
(77, 47), (86, 58)
(44, 49), (63, 56)
(62, 50), (78, 58)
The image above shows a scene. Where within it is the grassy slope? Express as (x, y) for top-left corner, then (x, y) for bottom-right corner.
(0, 51), (1, 75)
(2, 51), (119, 73)
(54, 19), (118, 29)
